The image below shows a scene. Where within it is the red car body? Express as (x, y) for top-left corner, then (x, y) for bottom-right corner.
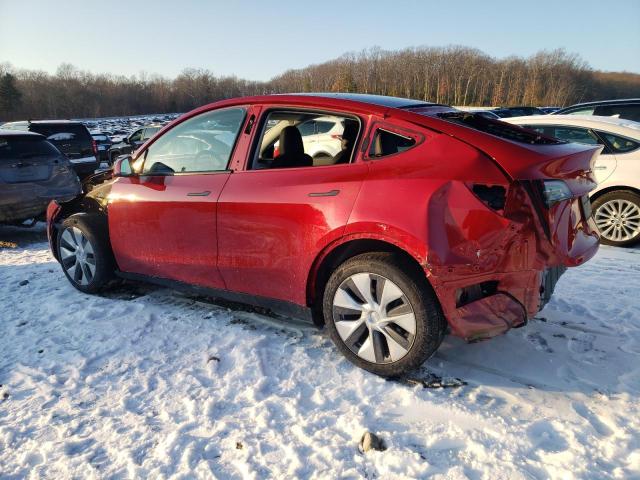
(47, 94), (600, 342)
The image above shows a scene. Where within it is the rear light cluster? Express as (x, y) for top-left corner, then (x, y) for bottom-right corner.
(92, 139), (98, 156)
(540, 180), (572, 207)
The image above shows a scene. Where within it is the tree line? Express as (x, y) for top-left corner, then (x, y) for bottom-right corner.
(1, 46), (638, 122)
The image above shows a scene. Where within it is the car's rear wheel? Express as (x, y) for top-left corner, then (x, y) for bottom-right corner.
(323, 252), (446, 377)
(57, 215), (114, 293)
(592, 190), (640, 247)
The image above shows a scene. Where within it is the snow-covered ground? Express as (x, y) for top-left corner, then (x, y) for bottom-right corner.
(1, 225), (639, 479)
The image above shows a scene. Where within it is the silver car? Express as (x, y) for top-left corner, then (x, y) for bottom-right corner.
(0, 130), (81, 224)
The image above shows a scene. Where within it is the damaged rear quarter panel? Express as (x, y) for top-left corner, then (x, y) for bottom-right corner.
(346, 132), (548, 341)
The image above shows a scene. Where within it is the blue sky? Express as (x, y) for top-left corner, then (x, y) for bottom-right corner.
(1, 0), (639, 79)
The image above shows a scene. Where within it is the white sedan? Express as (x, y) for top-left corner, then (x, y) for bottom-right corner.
(504, 115), (640, 247)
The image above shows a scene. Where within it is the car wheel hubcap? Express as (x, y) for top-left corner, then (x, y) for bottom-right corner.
(595, 199), (640, 242)
(59, 226), (96, 286)
(332, 273), (416, 364)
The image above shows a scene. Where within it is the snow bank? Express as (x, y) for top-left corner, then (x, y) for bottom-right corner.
(1, 226), (638, 479)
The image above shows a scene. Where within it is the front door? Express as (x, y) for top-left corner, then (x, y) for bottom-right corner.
(108, 106), (247, 289)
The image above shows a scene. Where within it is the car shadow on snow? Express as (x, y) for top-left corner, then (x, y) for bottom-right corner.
(0, 223), (48, 248)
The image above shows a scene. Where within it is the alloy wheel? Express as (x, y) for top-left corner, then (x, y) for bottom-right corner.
(59, 226), (96, 286)
(332, 272), (416, 364)
(594, 199), (640, 243)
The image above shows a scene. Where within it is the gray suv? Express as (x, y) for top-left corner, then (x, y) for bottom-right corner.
(1, 120), (99, 178)
(0, 130), (81, 224)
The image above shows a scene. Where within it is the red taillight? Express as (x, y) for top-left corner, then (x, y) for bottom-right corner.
(92, 139), (98, 156)
(331, 134), (342, 140)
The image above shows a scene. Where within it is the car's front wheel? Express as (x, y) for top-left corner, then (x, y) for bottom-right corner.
(323, 252), (446, 377)
(57, 215), (114, 293)
(592, 190), (640, 247)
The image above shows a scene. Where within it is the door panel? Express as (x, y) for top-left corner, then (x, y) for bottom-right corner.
(109, 173), (230, 288)
(217, 164), (368, 305)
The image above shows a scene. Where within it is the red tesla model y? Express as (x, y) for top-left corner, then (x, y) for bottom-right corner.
(47, 93), (601, 376)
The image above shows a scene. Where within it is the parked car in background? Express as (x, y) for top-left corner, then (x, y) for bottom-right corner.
(47, 93), (600, 376)
(2, 120), (98, 178)
(554, 99), (640, 122)
(466, 110), (501, 120)
(540, 107), (561, 114)
(0, 130), (81, 224)
(492, 106), (546, 118)
(272, 115), (348, 164)
(91, 132), (113, 163)
(505, 115), (640, 247)
(108, 124), (162, 164)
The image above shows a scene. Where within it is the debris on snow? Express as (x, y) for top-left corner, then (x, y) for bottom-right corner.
(359, 431), (387, 453)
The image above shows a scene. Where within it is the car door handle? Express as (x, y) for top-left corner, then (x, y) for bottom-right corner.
(308, 189), (340, 197)
(187, 191), (211, 196)
(593, 166), (607, 170)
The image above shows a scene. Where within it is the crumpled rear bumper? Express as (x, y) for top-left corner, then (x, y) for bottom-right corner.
(425, 181), (597, 342)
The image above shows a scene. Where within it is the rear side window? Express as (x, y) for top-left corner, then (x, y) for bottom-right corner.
(369, 129), (416, 157)
(0, 137), (59, 161)
(601, 132), (640, 153)
(316, 121), (335, 134)
(566, 107), (595, 116)
(29, 124), (91, 143)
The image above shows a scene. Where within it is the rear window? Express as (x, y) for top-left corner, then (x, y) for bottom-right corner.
(92, 134), (109, 141)
(437, 112), (562, 145)
(29, 123), (92, 143)
(0, 137), (60, 161)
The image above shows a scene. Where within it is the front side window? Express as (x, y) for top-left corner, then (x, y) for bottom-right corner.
(252, 111), (360, 169)
(141, 107), (245, 174)
(129, 130), (143, 143)
(551, 127), (599, 145)
(143, 127), (160, 139)
(369, 129), (417, 157)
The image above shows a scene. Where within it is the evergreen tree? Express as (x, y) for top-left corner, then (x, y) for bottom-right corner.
(0, 73), (22, 115)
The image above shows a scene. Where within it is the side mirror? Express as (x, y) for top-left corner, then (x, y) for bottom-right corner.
(113, 155), (135, 177)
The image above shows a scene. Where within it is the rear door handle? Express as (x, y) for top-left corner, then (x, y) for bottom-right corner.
(308, 189), (340, 197)
(187, 191), (211, 196)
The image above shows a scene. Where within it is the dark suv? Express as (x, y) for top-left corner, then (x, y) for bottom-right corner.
(108, 125), (162, 164)
(2, 120), (98, 178)
(0, 130), (81, 224)
(554, 99), (640, 122)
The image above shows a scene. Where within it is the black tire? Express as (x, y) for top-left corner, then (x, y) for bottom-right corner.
(592, 190), (640, 247)
(57, 214), (115, 293)
(322, 252), (446, 377)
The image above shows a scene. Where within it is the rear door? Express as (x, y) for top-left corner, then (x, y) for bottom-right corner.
(108, 106), (247, 289)
(216, 107), (368, 306)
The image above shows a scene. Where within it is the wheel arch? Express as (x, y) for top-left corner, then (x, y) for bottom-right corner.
(590, 185), (640, 202)
(306, 236), (437, 326)
(50, 197), (110, 262)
